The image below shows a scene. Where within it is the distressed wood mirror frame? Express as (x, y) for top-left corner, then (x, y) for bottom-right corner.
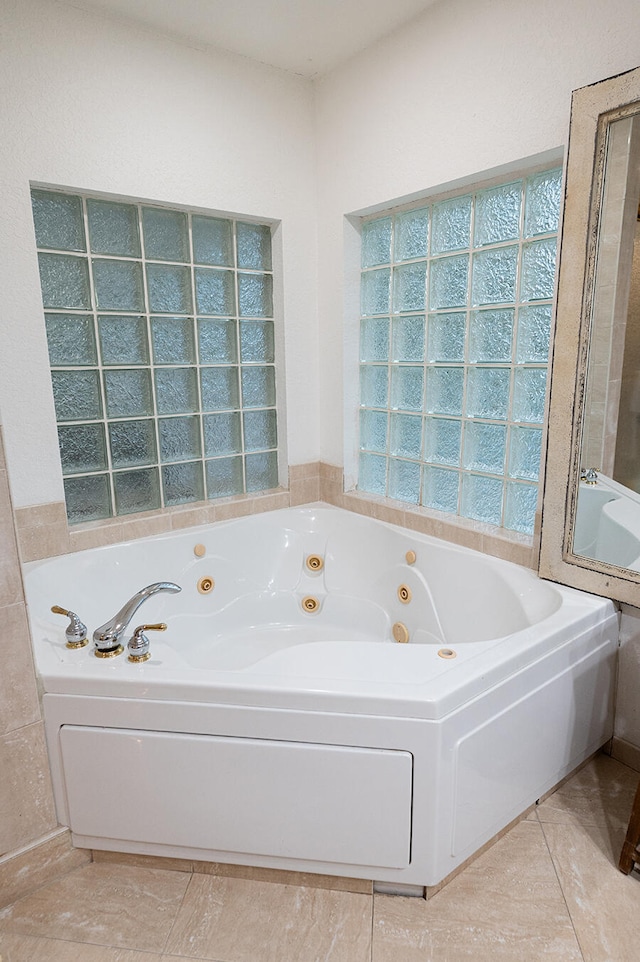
(539, 65), (640, 603)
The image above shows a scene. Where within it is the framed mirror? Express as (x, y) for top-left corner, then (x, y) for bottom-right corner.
(540, 65), (640, 603)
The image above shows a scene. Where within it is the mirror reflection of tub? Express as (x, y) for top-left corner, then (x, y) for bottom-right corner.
(574, 473), (640, 570)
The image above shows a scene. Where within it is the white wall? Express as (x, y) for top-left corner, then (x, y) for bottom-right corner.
(315, 0), (640, 466)
(0, 0), (319, 509)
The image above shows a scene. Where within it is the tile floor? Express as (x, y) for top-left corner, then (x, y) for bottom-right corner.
(0, 754), (638, 962)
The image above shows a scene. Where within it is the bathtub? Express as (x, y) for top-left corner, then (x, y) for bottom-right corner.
(574, 473), (640, 570)
(24, 504), (618, 890)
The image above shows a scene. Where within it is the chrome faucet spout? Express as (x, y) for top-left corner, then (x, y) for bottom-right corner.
(93, 582), (181, 653)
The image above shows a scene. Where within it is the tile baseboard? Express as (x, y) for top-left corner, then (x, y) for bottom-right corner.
(0, 828), (90, 909)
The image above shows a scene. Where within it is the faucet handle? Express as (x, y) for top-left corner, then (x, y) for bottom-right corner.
(127, 623), (167, 663)
(581, 467), (599, 484)
(51, 606), (89, 649)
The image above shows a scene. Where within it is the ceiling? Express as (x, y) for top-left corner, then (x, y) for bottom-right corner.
(70, 0), (441, 77)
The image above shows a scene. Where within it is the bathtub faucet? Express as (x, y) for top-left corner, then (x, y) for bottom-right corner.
(93, 582), (181, 656)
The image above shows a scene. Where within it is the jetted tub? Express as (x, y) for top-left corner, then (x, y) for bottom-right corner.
(575, 472), (640, 570)
(24, 504), (618, 889)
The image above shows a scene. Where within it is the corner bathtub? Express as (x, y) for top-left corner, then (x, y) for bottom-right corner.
(24, 505), (618, 889)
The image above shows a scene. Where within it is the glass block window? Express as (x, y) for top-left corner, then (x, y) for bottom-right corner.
(358, 167), (562, 535)
(31, 188), (278, 523)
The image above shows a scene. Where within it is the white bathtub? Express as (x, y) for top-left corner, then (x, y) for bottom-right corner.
(24, 504), (618, 889)
(575, 473), (640, 570)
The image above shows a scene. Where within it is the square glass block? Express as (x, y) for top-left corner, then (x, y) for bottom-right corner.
(64, 474), (111, 523)
(516, 305), (551, 362)
(358, 452), (387, 496)
(392, 315), (424, 362)
(424, 417), (461, 466)
(238, 272), (273, 317)
(205, 455), (244, 499)
(425, 367), (464, 416)
(508, 425), (542, 481)
(200, 366), (240, 411)
(422, 465), (459, 513)
(38, 253), (91, 309)
(520, 238), (557, 302)
(360, 365), (388, 408)
(390, 413), (422, 458)
(155, 367), (198, 416)
(109, 418), (157, 469)
(142, 207), (189, 262)
(504, 481), (538, 534)
(237, 222), (272, 270)
(51, 370), (102, 422)
(241, 365), (276, 408)
(114, 467), (161, 515)
(361, 267), (391, 316)
(394, 208), (429, 262)
(390, 366), (424, 412)
(198, 319), (238, 364)
(392, 262), (426, 313)
(524, 168), (562, 237)
(195, 267), (236, 316)
(193, 215), (233, 267)
(361, 217), (392, 268)
(359, 409), (388, 453)
(468, 309), (514, 362)
(461, 474), (504, 525)
(203, 412), (242, 456)
(93, 259), (144, 311)
(360, 318), (389, 362)
(246, 450), (279, 492)
(389, 459), (420, 504)
(512, 368), (547, 423)
(31, 189), (85, 251)
(428, 254), (469, 310)
(240, 321), (275, 363)
(471, 246), (518, 306)
(462, 421), (506, 474)
(147, 264), (192, 314)
(104, 368), (153, 418)
(426, 312), (465, 362)
(151, 316), (196, 365)
(431, 195), (472, 254)
(473, 181), (522, 247)
(243, 409), (277, 452)
(159, 415), (201, 462)
(162, 461), (204, 506)
(98, 315), (148, 366)
(46, 314), (97, 366)
(58, 423), (107, 475)
(86, 199), (140, 256)
(465, 367), (511, 419)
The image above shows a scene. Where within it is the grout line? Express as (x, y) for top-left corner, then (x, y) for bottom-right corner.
(369, 887), (375, 962)
(159, 867), (196, 955)
(538, 818), (587, 962)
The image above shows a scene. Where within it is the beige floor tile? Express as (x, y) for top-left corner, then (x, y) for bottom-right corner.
(536, 756), (639, 843)
(165, 873), (372, 962)
(373, 820), (582, 961)
(0, 863), (189, 953)
(0, 931), (163, 961)
(542, 818), (640, 962)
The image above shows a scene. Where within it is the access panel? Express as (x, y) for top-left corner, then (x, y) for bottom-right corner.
(59, 726), (413, 869)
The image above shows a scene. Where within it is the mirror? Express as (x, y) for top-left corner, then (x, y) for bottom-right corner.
(539, 65), (640, 603)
